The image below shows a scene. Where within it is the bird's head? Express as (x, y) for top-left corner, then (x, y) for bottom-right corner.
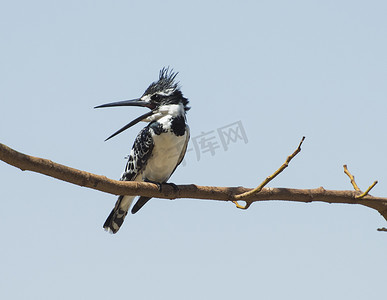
(95, 67), (189, 141)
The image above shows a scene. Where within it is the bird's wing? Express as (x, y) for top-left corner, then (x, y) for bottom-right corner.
(103, 127), (154, 234)
(121, 125), (154, 181)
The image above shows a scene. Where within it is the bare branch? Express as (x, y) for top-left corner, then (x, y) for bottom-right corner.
(356, 181), (378, 199)
(232, 136), (305, 209)
(343, 165), (361, 192)
(343, 165), (378, 198)
(1, 142), (387, 230)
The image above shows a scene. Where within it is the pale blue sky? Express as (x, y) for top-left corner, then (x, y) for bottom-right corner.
(1, 1), (387, 299)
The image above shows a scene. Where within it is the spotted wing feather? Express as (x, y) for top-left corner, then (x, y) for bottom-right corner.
(122, 126), (154, 181)
(103, 126), (154, 233)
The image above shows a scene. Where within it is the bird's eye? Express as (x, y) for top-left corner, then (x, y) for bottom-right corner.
(151, 94), (161, 101)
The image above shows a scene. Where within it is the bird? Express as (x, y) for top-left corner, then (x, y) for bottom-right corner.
(95, 68), (190, 234)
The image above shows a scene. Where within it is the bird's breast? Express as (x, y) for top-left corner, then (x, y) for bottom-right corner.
(143, 125), (188, 183)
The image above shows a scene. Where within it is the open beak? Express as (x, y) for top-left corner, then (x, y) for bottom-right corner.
(94, 99), (156, 141)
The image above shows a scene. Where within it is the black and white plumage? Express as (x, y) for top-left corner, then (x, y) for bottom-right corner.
(95, 68), (190, 234)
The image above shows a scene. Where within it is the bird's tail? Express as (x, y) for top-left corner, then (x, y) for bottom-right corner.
(103, 195), (135, 234)
(131, 197), (152, 214)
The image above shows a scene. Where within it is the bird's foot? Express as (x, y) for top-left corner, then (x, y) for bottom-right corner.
(164, 182), (179, 192)
(144, 179), (179, 192)
(145, 179), (163, 191)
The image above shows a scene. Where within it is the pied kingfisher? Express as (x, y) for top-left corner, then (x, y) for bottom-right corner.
(95, 68), (190, 234)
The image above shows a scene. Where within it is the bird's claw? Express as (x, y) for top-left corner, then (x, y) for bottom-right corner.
(144, 179), (179, 192)
(164, 182), (179, 192)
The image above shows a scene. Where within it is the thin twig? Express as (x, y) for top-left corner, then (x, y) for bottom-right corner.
(343, 165), (378, 199)
(356, 181), (378, 199)
(343, 165), (361, 192)
(232, 137), (305, 209)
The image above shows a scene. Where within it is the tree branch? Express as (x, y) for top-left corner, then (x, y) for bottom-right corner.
(1, 142), (387, 230)
(233, 136), (305, 209)
(343, 164), (378, 198)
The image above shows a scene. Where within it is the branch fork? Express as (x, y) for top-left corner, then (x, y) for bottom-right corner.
(232, 136), (305, 209)
(343, 165), (378, 199)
